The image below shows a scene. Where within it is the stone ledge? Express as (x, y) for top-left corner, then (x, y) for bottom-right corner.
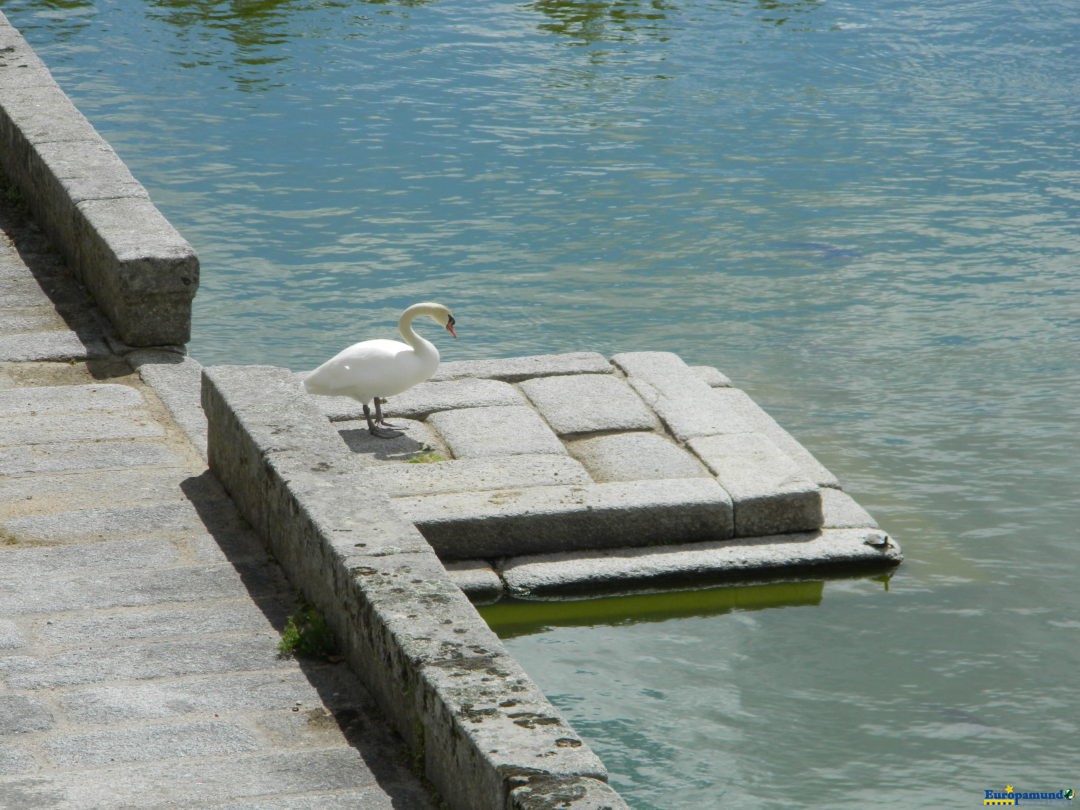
(202, 364), (627, 810)
(0, 12), (198, 346)
(394, 478), (734, 560)
(497, 528), (902, 598)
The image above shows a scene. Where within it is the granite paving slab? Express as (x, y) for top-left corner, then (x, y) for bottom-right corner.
(519, 373), (657, 435)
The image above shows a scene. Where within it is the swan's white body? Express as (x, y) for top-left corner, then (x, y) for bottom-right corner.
(304, 302), (456, 435)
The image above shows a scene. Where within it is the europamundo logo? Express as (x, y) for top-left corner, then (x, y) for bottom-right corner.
(984, 786), (1075, 806)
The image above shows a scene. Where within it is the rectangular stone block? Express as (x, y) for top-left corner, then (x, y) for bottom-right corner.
(58, 669), (356, 725)
(0, 467), (190, 519)
(427, 405), (567, 458)
(415, 652), (609, 810)
(0, 501), (235, 545)
(0, 560), (280, 617)
(709, 387), (839, 487)
(821, 487), (879, 528)
(44, 720), (260, 768)
(444, 560), (504, 602)
(394, 478), (734, 559)
(368, 454), (591, 497)
(567, 432), (710, 483)
(520, 374), (656, 435)
(0, 330), (107, 362)
(0, 410), (165, 446)
(613, 351), (753, 441)
(0, 749), (383, 809)
(433, 352), (612, 383)
(687, 433), (822, 537)
(72, 197), (198, 346)
(0, 635), (290, 690)
(498, 527), (901, 597)
(33, 138), (149, 206)
(0, 382), (145, 417)
(0, 311), (68, 336)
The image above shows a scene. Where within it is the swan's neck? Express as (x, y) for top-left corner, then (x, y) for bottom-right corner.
(398, 304), (439, 360)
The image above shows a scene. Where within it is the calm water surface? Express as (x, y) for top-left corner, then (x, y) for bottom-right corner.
(7, 0), (1078, 806)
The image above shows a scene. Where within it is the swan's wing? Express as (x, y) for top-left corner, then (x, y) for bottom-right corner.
(303, 339), (432, 399)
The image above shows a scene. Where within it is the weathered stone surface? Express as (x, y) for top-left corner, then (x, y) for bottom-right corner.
(510, 776), (631, 810)
(0, 695), (53, 734)
(0, 467), (191, 519)
(0, 635), (291, 691)
(0, 620), (25, 650)
(613, 351), (752, 440)
(71, 197), (198, 345)
(32, 138), (148, 205)
(0, 24), (440, 808)
(390, 377), (525, 419)
(0, 310), (68, 336)
(395, 478), (734, 559)
(688, 433), (822, 537)
(58, 669), (360, 724)
(433, 352), (612, 382)
(444, 559), (505, 602)
(0, 500), (239, 545)
(337, 417), (447, 465)
(691, 365), (733, 388)
(303, 375), (526, 422)
(567, 432), (710, 483)
(708, 387), (839, 487)
(130, 350), (208, 458)
(44, 720), (260, 768)
(0, 17), (198, 347)
(499, 528), (902, 597)
(821, 487), (879, 528)
(519, 374), (656, 435)
(0, 560), (281, 617)
(203, 364), (612, 810)
(370, 454), (591, 497)
(416, 652), (608, 809)
(0, 750), (390, 809)
(428, 405), (567, 459)
(0, 329), (108, 362)
(0, 382), (144, 416)
(0, 409), (165, 446)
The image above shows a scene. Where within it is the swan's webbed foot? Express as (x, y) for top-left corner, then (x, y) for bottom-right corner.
(373, 398), (402, 429)
(369, 425), (402, 439)
(364, 403), (402, 439)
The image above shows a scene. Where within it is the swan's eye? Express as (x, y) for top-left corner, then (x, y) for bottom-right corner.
(447, 315), (456, 327)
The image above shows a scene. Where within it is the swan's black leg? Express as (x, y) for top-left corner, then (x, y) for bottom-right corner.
(373, 397), (401, 429)
(364, 403), (399, 438)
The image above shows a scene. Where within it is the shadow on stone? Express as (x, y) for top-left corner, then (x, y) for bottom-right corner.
(0, 168), (124, 377)
(177, 470), (440, 809)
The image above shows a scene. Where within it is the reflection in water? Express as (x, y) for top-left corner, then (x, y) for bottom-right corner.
(529, 0), (677, 46)
(145, 0), (299, 89)
(481, 580), (824, 638)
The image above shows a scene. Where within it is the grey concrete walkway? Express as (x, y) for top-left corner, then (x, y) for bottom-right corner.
(0, 182), (438, 807)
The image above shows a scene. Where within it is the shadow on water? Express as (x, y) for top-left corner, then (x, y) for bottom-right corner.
(480, 579), (827, 638)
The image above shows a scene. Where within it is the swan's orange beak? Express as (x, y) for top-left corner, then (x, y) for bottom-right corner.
(446, 316), (457, 338)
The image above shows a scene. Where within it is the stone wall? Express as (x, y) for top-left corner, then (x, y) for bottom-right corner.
(0, 12), (198, 347)
(202, 365), (629, 810)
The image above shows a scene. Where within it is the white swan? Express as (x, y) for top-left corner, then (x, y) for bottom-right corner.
(304, 302), (456, 437)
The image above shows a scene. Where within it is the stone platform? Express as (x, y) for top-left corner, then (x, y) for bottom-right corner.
(297, 351), (901, 600)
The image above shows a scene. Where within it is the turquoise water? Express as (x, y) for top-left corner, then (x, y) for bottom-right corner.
(7, 0), (1079, 805)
